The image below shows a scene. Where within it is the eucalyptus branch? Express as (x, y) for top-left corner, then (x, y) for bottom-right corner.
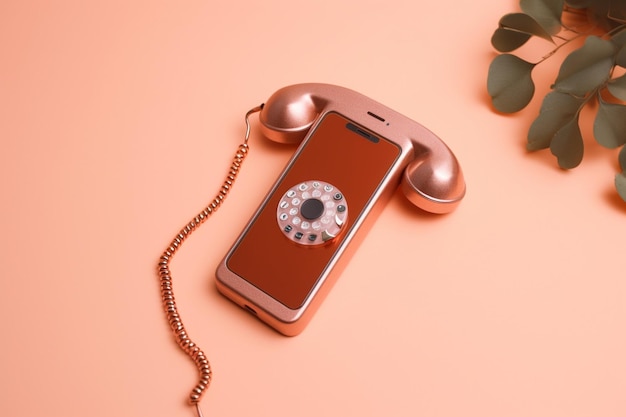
(534, 32), (585, 65)
(487, 0), (626, 205)
(605, 23), (626, 38)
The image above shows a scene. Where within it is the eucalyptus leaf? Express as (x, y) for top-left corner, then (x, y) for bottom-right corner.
(550, 117), (584, 168)
(611, 29), (626, 48)
(491, 28), (532, 52)
(607, 73), (626, 100)
(615, 172), (626, 202)
(607, 1), (626, 24)
(616, 147), (626, 201)
(553, 36), (615, 96)
(488, 54), (536, 113)
(498, 13), (554, 44)
(527, 91), (584, 150)
(585, 0), (621, 31)
(521, 0), (564, 34)
(615, 44), (626, 68)
(594, 96), (626, 148)
(488, 0), (626, 206)
(613, 30), (626, 67)
(564, 0), (591, 8)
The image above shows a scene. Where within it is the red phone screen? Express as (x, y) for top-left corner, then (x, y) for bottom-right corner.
(226, 112), (401, 309)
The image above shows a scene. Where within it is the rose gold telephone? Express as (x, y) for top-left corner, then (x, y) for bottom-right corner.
(215, 83), (465, 336)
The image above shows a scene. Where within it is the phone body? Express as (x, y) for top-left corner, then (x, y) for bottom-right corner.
(216, 83), (465, 336)
(216, 111), (413, 335)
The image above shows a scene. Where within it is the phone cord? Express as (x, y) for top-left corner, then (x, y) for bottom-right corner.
(157, 104), (264, 417)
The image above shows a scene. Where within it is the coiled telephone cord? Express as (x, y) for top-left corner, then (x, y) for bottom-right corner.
(157, 105), (263, 416)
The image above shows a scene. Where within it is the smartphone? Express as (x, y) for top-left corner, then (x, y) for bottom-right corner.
(216, 111), (410, 335)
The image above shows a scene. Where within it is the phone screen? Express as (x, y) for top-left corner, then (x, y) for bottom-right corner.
(226, 112), (401, 310)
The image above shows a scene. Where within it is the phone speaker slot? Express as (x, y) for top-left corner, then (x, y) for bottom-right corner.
(367, 111), (385, 122)
(346, 123), (380, 143)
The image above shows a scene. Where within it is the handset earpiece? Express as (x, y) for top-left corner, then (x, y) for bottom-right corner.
(401, 140), (466, 214)
(259, 85), (327, 144)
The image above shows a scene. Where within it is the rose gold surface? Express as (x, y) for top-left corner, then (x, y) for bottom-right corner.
(217, 112), (404, 334)
(218, 84), (466, 335)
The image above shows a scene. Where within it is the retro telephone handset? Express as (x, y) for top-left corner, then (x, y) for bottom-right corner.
(256, 83), (465, 213)
(158, 83), (465, 416)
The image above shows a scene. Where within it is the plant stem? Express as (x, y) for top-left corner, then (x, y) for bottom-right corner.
(605, 24), (626, 39)
(534, 31), (585, 65)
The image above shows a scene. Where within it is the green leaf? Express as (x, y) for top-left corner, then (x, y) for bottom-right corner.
(616, 46), (626, 68)
(499, 13), (554, 42)
(565, 0), (591, 8)
(491, 13), (555, 52)
(607, 73), (626, 100)
(607, 1), (626, 24)
(550, 117), (584, 168)
(553, 36), (616, 96)
(491, 28), (532, 52)
(488, 54), (536, 113)
(527, 91), (584, 150)
(586, 0), (622, 31)
(615, 172), (626, 202)
(611, 29), (626, 48)
(615, 45), (626, 68)
(594, 96), (626, 148)
(521, 0), (565, 34)
(612, 30), (626, 67)
(616, 146), (626, 201)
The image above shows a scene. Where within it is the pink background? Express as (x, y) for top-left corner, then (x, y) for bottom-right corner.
(1, 1), (624, 416)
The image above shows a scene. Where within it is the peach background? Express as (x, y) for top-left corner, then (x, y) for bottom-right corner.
(1, 1), (624, 416)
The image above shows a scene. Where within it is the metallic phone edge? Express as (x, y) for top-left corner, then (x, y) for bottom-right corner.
(215, 111), (413, 335)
